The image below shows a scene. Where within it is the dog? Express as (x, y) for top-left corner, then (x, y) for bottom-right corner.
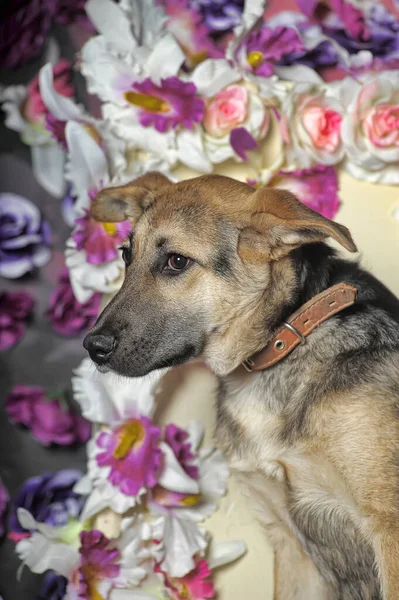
(84, 172), (399, 600)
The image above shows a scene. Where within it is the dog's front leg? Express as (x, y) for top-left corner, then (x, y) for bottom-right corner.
(373, 528), (399, 599)
(273, 529), (337, 600)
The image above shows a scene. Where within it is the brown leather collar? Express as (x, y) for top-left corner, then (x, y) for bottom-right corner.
(242, 283), (357, 372)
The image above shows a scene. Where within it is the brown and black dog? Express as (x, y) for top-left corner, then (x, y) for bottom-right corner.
(84, 172), (399, 600)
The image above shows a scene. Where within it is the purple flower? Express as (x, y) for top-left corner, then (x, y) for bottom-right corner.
(72, 209), (131, 265)
(75, 530), (120, 599)
(165, 424), (198, 479)
(0, 479), (9, 537)
(190, 0), (244, 33)
(127, 77), (205, 133)
(0, 291), (34, 351)
(272, 165), (340, 220)
(245, 26), (304, 76)
(329, 5), (399, 62)
(0, 1), (54, 69)
(53, 0), (94, 30)
(46, 267), (100, 337)
(96, 418), (163, 496)
(296, 0), (370, 41)
(0, 193), (51, 279)
(6, 385), (91, 447)
(45, 114), (67, 148)
(36, 572), (68, 600)
(9, 470), (85, 538)
(0, 1), (93, 69)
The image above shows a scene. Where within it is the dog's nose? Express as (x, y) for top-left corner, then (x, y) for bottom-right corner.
(83, 333), (116, 364)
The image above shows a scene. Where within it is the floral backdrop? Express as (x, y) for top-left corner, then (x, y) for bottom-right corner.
(1, 0), (399, 598)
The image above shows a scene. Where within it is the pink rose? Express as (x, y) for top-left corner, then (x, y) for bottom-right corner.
(341, 73), (399, 184)
(301, 105), (342, 153)
(23, 60), (75, 125)
(281, 83), (345, 169)
(203, 85), (248, 137)
(362, 104), (399, 149)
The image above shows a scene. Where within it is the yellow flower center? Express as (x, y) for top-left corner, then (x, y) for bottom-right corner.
(180, 494), (201, 507)
(101, 222), (117, 236)
(247, 51), (264, 69)
(113, 420), (145, 459)
(81, 564), (104, 600)
(124, 91), (170, 113)
(177, 582), (191, 599)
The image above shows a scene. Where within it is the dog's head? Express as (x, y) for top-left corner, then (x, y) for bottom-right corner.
(83, 172), (356, 376)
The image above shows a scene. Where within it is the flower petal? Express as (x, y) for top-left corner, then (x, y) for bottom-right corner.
(31, 144), (66, 198)
(158, 443), (200, 495)
(190, 59), (240, 98)
(39, 63), (83, 121)
(207, 539), (247, 570)
(145, 34), (185, 84)
(176, 128), (212, 173)
(85, 0), (136, 52)
(16, 533), (79, 577)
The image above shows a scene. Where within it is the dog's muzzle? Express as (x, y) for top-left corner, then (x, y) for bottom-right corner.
(83, 333), (116, 365)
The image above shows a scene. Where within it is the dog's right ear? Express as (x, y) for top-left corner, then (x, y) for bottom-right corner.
(91, 172), (172, 224)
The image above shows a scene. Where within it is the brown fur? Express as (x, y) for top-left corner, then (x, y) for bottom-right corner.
(86, 173), (399, 599)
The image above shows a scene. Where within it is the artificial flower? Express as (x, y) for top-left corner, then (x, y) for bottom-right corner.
(156, 556), (215, 599)
(0, 478), (9, 537)
(15, 508), (81, 577)
(47, 267), (101, 336)
(340, 72), (399, 184)
(203, 82), (269, 163)
(0, 1), (54, 69)
(241, 26), (304, 77)
(64, 121), (127, 303)
(127, 77), (205, 133)
(192, 0), (244, 33)
(73, 358), (167, 517)
(150, 422), (229, 578)
(95, 417), (163, 497)
(36, 571), (68, 600)
(164, 424), (199, 479)
(162, 0), (224, 68)
(0, 193), (51, 279)
(269, 165), (341, 220)
(39, 62), (128, 180)
(62, 187), (78, 227)
(67, 530), (120, 600)
(280, 82), (344, 169)
(0, 291), (34, 351)
(297, 0), (370, 42)
(6, 385), (91, 447)
(72, 211), (131, 266)
(8, 470), (85, 541)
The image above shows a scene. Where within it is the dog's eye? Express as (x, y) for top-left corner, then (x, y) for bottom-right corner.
(120, 246), (132, 266)
(166, 254), (190, 272)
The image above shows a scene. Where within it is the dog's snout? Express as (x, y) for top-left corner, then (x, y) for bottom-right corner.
(83, 333), (116, 364)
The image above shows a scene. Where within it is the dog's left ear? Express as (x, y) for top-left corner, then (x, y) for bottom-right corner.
(91, 172), (172, 224)
(239, 187), (357, 262)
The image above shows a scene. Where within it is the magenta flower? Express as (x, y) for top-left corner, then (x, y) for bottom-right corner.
(165, 424), (198, 479)
(47, 267), (100, 336)
(45, 113), (67, 148)
(126, 77), (205, 133)
(0, 291), (34, 351)
(75, 530), (120, 599)
(0, 479), (9, 537)
(72, 209), (131, 265)
(244, 26), (304, 77)
(6, 385), (91, 447)
(272, 165), (340, 220)
(96, 417), (163, 496)
(156, 557), (215, 599)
